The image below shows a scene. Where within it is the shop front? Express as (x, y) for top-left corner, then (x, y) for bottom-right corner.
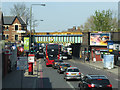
(91, 47), (108, 61)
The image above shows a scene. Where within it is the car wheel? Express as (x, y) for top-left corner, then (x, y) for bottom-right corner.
(66, 79), (68, 81)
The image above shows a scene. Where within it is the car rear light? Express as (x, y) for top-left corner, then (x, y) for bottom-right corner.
(60, 66), (62, 68)
(88, 84), (95, 88)
(107, 84), (112, 87)
(46, 56), (48, 58)
(97, 79), (102, 80)
(66, 73), (69, 75)
(70, 66), (71, 67)
(79, 73), (81, 75)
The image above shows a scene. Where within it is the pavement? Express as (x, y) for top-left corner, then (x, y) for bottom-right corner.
(2, 61), (38, 89)
(69, 58), (120, 76)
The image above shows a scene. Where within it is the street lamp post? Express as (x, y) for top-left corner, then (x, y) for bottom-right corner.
(32, 19), (44, 49)
(30, 4), (45, 51)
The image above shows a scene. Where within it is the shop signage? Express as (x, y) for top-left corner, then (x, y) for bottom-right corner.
(109, 49), (113, 52)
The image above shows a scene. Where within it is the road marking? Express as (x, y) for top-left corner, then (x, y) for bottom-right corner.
(115, 79), (120, 81)
(32, 78), (37, 89)
(39, 60), (44, 88)
(66, 81), (75, 90)
(94, 68), (100, 70)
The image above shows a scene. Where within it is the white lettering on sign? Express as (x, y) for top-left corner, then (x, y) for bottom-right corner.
(28, 56), (35, 63)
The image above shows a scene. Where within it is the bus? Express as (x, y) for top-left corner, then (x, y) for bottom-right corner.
(45, 43), (60, 66)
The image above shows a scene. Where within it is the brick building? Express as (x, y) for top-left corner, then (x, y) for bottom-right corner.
(3, 16), (27, 42)
(0, 11), (3, 40)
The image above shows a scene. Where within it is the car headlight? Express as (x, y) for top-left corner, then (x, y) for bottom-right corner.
(61, 68), (63, 70)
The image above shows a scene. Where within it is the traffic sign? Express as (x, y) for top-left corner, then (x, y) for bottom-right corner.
(5, 49), (12, 55)
(19, 47), (24, 52)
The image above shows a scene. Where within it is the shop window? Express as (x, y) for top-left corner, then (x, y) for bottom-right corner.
(95, 50), (100, 55)
(100, 52), (104, 59)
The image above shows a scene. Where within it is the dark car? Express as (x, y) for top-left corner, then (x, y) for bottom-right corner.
(52, 60), (63, 69)
(78, 74), (112, 90)
(57, 63), (71, 74)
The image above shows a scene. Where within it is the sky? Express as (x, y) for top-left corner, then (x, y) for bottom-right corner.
(1, 1), (119, 32)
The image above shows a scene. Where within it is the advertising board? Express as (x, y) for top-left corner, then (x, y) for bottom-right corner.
(90, 33), (110, 46)
(24, 37), (29, 51)
(103, 54), (114, 69)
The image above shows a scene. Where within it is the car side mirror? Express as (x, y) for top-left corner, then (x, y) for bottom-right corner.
(81, 73), (84, 78)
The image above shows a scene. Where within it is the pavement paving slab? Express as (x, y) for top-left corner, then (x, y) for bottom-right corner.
(69, 59), (119, 76)
(2, 63), (38, 89)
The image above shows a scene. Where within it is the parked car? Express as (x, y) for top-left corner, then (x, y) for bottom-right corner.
(57, 63), (71, 74)
(64, 67), (81, 81)
(52, 60), (63, 69)
(78, 74), (112, 90)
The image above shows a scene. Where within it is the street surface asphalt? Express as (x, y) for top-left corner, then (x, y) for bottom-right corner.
(36, 58), (119, 89)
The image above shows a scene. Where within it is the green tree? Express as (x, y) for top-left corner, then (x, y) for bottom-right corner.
(84, 9), (118, 31)
(93, 9), (114, 31)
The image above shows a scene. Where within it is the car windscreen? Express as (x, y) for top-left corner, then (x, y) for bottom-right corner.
(47, 44), (59, 60)
(61, 64), (70, 67)
(59, 60), (63, 62)
(91, 79), (110, 85)
(68, 69), (79, 72)
(47, 44), (59, 54)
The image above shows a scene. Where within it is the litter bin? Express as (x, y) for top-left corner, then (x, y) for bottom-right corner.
(103, 54), (114, 69)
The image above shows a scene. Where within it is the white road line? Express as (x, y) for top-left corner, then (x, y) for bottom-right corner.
(32, 78), (37, 89)
(115, 79), (120, 81)
(66, 81), (75, 90)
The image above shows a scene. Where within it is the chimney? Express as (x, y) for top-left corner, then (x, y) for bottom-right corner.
(73, 26), (76, 30)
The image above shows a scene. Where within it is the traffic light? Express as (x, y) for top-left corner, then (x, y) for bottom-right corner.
(88, 47), (91, 53)
(30, 48), (34, 54)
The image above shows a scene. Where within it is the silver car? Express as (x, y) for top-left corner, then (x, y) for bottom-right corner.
(64, 67), (81, 81)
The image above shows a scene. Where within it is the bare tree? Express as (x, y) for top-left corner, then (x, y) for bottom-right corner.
(84, 16), (95, 31)
(10, 3), (30, 25)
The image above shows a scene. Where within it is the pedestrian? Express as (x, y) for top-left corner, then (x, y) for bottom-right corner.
(87, 56), (90, 62)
